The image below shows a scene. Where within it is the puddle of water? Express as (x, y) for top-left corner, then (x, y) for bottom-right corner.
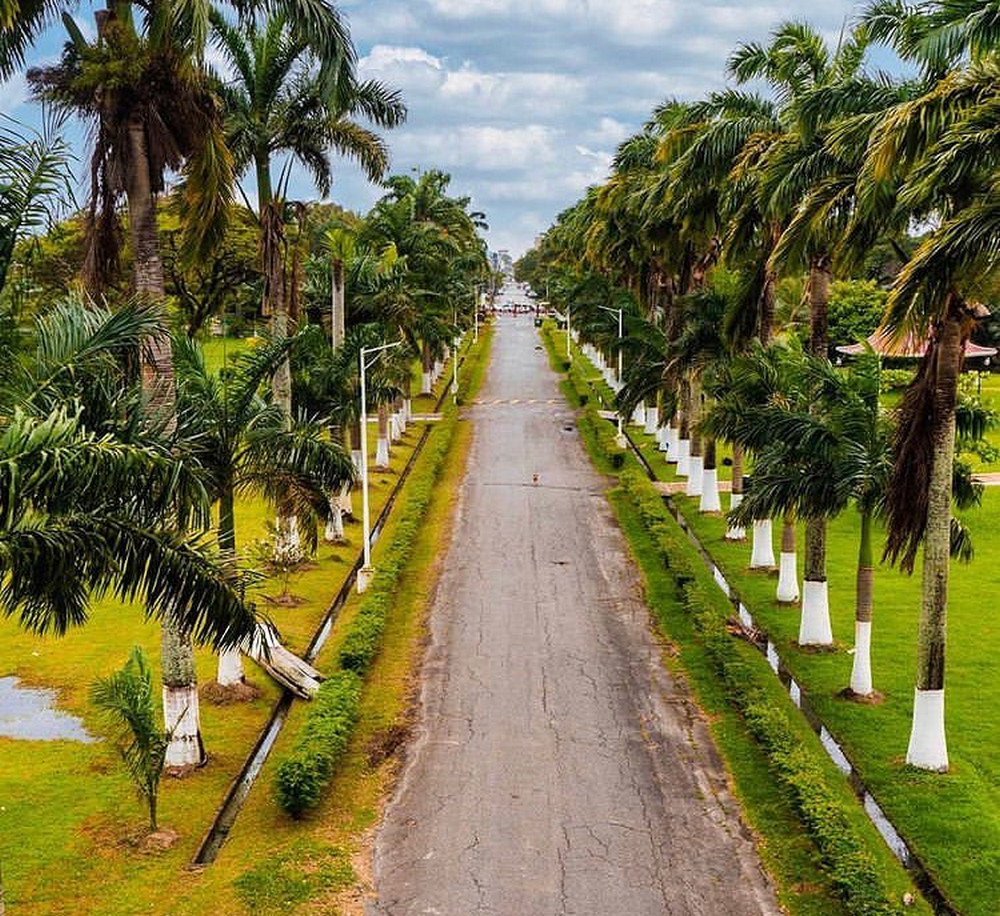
(864, 792), (911, 865)
(820, 726), (852, 776)
(0, 676), (95, 743)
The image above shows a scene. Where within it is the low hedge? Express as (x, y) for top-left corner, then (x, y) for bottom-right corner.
(274, 670), (362, 818)
(618, 469), (902, 916)
(274, 329), (489, 818)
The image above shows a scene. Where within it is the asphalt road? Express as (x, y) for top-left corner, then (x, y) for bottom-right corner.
(367, 316), (779, 915)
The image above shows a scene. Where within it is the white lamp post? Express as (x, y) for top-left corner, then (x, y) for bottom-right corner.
(599, 305), (625, 447)
(358, 339), (402, 593)
(566, 301), (572, 364)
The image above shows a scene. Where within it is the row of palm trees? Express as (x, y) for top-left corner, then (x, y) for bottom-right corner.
(1, 0), (489, 786)
(522, 1), (1000, 772)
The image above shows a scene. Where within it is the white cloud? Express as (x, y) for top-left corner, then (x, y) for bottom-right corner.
(22, 0), (870, 255)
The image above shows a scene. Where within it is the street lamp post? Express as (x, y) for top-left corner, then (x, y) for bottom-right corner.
(599, 305), (625, 448)
(358, 340), (402, 593)
(566, 301), (572, 365)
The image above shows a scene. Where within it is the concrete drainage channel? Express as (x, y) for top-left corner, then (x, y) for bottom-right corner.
(582, 376), (956, 915)
(193, 360), (465, 867)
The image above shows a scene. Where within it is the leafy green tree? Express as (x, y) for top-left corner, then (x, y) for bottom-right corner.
(826, 280), (887, 350)
(91, 647), (169, 831)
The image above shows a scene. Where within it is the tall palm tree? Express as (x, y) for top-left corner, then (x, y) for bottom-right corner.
(28, 2), (238, 766)
(853, 3), (1000, 770)
(175, 334), (355, 684)
(210, 9), (403, 554)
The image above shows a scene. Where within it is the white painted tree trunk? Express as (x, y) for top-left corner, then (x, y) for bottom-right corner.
(274, 514), (302, 565)
(777, 552), (799, 602)
(352, 448), (363, 475)
(685, 455), (703, 496)
(162, 683), (203, 768)
(726, 492), (746, 540)
(644, 406), (659, 436)
(339, 482), (354, 518)
(799, 580), (833, 645)
(906, 689), (948, 771)
(403, 398), (412, 422)
(217, 648), (244, 687)
(665, 425), (679, 461)
(699, 468), (721, 512)
(325, 495), (345, 542)
(390, 412), (402, 441)
(675, 439), (691, 477)
(421, 371), (432, 394)
(850, 621), (873, 696)
(376, 436), (390, 469)
(750, 519), (775, 568)
(631, 404), (646, 427)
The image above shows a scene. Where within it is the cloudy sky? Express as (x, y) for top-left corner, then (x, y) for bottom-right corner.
(5, 0), (865, 256)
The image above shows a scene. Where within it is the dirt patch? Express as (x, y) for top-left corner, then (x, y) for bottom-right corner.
(366, 723), (411, 768)
(263, 593), (308, 607)
(79, 817), (180, 857)
(201, 680), (262, 705)
(142, 828), (180, 852)
(837, 687), (886, 705)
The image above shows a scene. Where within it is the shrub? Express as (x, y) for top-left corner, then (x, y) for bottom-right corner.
(275, 671), (362, 818)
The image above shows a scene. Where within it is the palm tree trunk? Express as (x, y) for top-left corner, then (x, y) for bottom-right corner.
(376, 402), (390, 469)
(801, 253), (833, 644)
(421, 342), (433, 394)
(258, 160), (298, 562)
(147, 782), (159, 833)
(676, 380), (692, 476)
(125, 115), (203, 769)
(216, 485), (244, 686)
(800, 517), (833, 644)
(325, 423), (346, 542)
(850, 509), (875, 696)
(686, 379), (703, 497)
(699, 436), (722, 512)
(907, 313), (962, 771)
(162, 617), (205, 768)
(777, 513), (799, 603)
(727, 443), (746, 540)
(331, 260), (346, 350)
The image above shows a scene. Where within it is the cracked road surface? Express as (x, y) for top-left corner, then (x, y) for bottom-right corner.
(367, 317), (779, 916)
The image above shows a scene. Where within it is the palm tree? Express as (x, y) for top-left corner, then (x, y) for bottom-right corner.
(853, 3), (1000, 770)
(91, 647), (169, 832)
(210, 10), (403, 555)
(175, 335), (355, 685)
(729, 353), (892, 669)
(210, 8), (403, 403)
(0, 109), (74, 300)
(29, 4), (235, 764)
(1, 404), (255, 645)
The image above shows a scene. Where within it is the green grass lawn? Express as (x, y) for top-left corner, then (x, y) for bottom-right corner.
(560, 327), (1000, 916)
(0, 335), (478, 916)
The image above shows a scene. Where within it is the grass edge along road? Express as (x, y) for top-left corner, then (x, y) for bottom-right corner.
(0, 327), (491, 916)
(540, 321), (931, 916)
